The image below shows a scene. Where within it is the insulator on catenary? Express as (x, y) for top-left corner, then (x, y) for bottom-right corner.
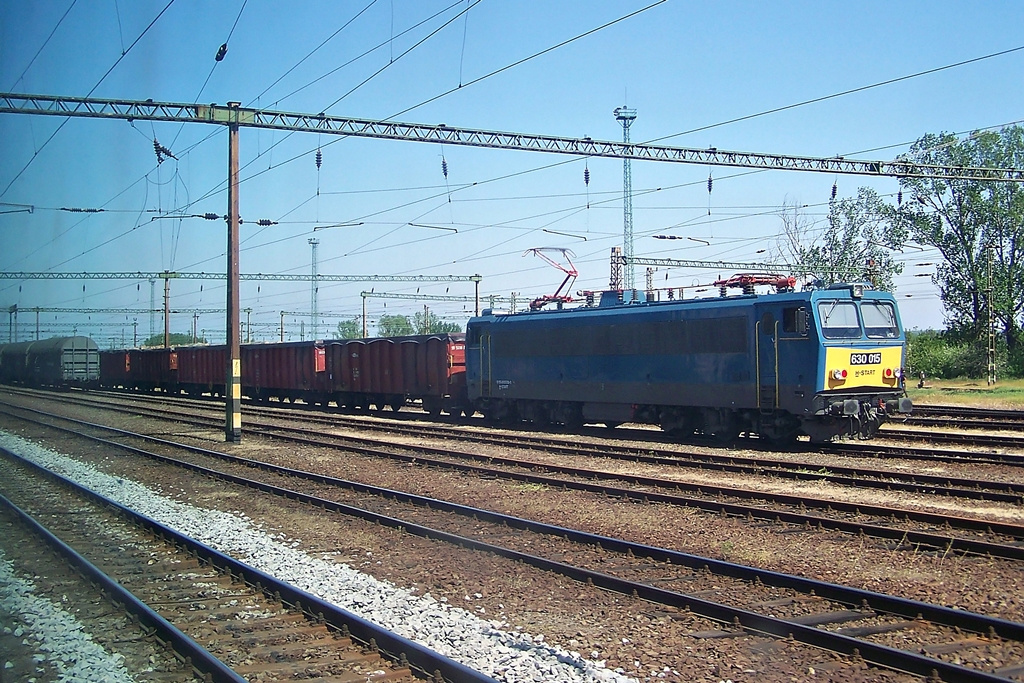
(831, 182), (837, 200)
(441, 157), (449, 178)
(584, 166), (590, 186)
(897, 190), (903, 205)
(315, 149), (322, 169)
(215, 43), (228, 62)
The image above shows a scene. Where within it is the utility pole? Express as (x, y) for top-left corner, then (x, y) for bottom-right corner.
(614, 106), (637, 290)
(987, 243), (997, 386)
(163, 277), (170, 347)
(308, 238), (319, 340)
(225, 101), (242, 442)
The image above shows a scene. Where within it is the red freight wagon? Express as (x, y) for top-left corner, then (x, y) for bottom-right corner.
(243, 341), (328, 403)
(99, 349), (131, 388)
(174, 345), (227, 396)
(98, 348), (175, 391)
(326, 333), (466, 415)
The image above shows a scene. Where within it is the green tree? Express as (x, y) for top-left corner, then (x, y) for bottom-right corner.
(376, 314), (414, 337)
(895, 126), (1024, 352)
(786, 188), (906, 291)
(334, 317), (363, 339)
(414, 309), (462, 334)
(141, 332), (206, 347)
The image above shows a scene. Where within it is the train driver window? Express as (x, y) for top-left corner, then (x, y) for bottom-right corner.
(862, 301), (899, 338)
(817, 300), (861, 339)
(782, 307), (808, 335)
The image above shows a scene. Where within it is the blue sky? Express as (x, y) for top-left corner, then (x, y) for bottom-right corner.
(2, 1), (1023, 343)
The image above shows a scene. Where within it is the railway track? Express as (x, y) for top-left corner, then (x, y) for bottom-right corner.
(4, 390), (1024, 569)
(0, 446), (493, 683)
(77, 386), (1024, 462)
(3, 402), (1024, 681)
(10, 387), (1022, 503)
(0, 499), (204, 683)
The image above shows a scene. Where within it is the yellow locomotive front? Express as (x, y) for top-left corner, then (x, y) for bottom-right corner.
(807, 286), (912, 441)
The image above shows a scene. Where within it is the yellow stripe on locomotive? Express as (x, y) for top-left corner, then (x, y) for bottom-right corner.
(823, 345), (903, 391)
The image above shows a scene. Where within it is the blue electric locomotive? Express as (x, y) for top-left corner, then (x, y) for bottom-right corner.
(465, 282), (912, 442)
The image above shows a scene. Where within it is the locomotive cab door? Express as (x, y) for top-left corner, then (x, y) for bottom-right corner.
(756, 311), (779, 412)
(468, 323), (492, 398)
(480, 331), (492, 397)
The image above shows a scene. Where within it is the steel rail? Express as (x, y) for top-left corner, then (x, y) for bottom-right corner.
(0, 447), (498, 683)
(913, 405), (1024, 420)
(2, 421), (1018, 682)
(881, 427), (1024, 449)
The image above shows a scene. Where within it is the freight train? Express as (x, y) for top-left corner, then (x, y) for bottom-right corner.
(97, 334), (468, 416)
(0, 281), (912, 442)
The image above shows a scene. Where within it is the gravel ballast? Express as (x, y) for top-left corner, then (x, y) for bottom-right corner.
(0, 551), (136, 683)
(0, 430), (635, 683)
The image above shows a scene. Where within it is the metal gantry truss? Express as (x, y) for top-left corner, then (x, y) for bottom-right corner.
(2, 93), (1023, 181)
(0, 271), (481, 283)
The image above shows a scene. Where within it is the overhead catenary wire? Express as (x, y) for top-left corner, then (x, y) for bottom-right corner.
(2, 6), (1015, 321)
(0, 0), (176, 200)
(6, 0), (79, 91)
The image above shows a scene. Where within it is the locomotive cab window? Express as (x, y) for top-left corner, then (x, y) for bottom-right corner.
(861, 301), (899, 339)
(782, 307), (808, 335)
(817, 300), (861, 339)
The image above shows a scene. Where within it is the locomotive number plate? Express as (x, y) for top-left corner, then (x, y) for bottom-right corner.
(850, 352), (882, 365)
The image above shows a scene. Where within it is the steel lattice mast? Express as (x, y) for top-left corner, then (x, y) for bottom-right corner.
(308, 238), (319, 340)
(614, 106), (638, 289)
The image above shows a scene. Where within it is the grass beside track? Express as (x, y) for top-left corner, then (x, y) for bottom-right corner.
(906, 377), (1024, 409)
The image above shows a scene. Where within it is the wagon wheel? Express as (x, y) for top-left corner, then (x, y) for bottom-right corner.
(422, 397), (443, 417)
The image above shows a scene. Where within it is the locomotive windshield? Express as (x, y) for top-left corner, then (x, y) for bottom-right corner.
(861, 301), (899, 338)
(817, 300), (861, 339)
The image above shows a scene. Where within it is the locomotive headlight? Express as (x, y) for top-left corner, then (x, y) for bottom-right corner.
(831, 369), (847, 380)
